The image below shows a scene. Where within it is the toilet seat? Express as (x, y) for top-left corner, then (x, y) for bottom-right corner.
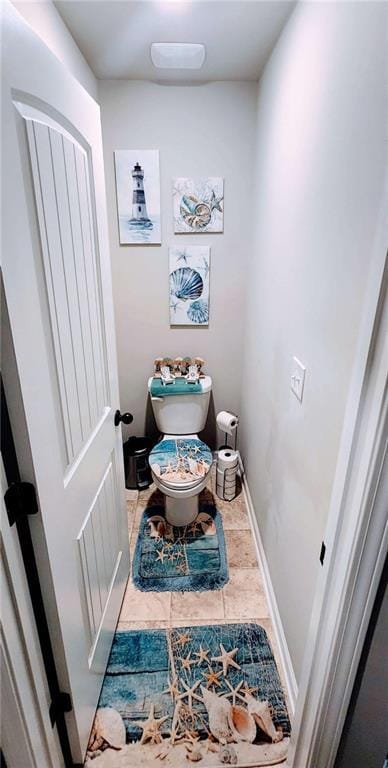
(149, 437), (212, 491)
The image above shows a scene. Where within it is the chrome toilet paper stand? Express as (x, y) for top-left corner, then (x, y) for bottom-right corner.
(218, 411), (239, 453)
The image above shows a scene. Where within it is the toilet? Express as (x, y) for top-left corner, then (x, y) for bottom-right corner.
(148, 375), (213, 526)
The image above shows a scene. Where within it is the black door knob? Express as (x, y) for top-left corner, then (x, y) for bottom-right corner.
(114, 410), (133, 427)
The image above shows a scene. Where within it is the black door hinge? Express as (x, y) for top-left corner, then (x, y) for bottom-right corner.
(320, 541), (326, 566)
(4, 482), (38, 526)
(49, 691), (73, 727)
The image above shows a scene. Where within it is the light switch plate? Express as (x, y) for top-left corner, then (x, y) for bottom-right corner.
(291, 356), (306, 402)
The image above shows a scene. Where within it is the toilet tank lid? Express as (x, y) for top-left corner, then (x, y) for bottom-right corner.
(148, 375), (212, 395)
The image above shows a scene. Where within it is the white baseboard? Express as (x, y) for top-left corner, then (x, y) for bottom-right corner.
(238, 455), (298, 715)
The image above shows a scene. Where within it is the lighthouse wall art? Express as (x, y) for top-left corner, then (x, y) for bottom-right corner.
(173, 177), (224, 234)
(114, 150), (161, 244)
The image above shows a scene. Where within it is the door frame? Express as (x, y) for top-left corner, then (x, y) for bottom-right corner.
(1, 454), (63, 768)
(288, 173), (388, 766)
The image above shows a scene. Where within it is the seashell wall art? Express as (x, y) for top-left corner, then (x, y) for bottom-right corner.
(173, 177), (224, 233)
(169, 246), (210, 326)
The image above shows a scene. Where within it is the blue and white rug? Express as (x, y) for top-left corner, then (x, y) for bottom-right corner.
(132, 502), (229, 592)
(86, 623), (290, 767)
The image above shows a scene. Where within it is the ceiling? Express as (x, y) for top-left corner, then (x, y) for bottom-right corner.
(54, 1), (295, 83)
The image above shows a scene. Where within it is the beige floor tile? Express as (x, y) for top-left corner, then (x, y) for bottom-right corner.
(171, 617), (226, 628)
(133, 505), (144, 530)
(125, 489), (139, 502)
(225, 530), (257, 567)
(217, 500), (250, 530)
(138, 483), (159, 501)
(117, 620), (169, 631)
(129, 533), (137, 561)
(127, 501), (137, 535)
(223, 568), (269, 619)
(171, 589), (224, 621)
(120, 581), (171, 622)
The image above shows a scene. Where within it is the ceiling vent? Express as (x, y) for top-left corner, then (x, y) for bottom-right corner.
(150, 42), (206, 70)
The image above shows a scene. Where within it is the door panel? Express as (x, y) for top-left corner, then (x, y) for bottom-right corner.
(77, 458), (122, 661)
(22, 104), (109, 465)
(2, 5), (129, 762)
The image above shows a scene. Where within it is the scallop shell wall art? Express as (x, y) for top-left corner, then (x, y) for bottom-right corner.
(169, 246), (210, 326)
(173, 178), (224, 233)
(170, 268), (203, 301)
(187, 300), (209, 325)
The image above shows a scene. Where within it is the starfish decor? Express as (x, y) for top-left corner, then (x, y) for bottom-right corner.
(162, 676), (180, 700)
(211, 644), (241, 676)
(175, 631), (191, 648)
(188, 520), (201, 536)
(180, 652), (196, 671)
(133, 703), (169, 745)
(177, 679), (202, 710)
(223, 678), (245, 705)
(202, 667), (223, 689)
(241, 681), (258, 697)
(194, 645), (210, 665)
(155, 548), (167, 563)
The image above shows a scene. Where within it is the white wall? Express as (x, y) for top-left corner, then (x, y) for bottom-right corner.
(99, 80), (256, 445)
(240, 1), (387, 682)
(10, 0), (98, 100)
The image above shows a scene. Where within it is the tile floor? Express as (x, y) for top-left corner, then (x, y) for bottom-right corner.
(119, 466), (288, 695)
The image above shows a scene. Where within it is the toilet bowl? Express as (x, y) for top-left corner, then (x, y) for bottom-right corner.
(148, 376), (212, 526)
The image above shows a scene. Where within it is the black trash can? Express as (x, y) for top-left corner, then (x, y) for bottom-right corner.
(123, 436), (152, 490)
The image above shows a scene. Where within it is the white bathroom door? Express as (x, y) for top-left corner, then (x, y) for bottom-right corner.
(1, 5), (129, 762)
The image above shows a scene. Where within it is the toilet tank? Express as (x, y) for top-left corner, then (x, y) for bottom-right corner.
(148, 375), (212, 435)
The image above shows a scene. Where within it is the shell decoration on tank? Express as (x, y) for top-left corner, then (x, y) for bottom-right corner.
(87, 707), (126, 752)
(170, 267), (203, 302)
(187, 300), (209, 325)
(180, 190), (223, 231)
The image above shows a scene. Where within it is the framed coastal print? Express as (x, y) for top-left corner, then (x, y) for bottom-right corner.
(173, 177), (224, 234)
(114, 150), (161, 244)
(169, 246), (210, 326)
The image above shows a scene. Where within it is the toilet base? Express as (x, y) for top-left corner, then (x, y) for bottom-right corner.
(165, 494), (198, 527)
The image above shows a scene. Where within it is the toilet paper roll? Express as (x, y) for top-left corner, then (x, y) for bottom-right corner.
(217, 479), (236, 491)
(218, 449), (238, 471)
(216, 410), (239, 436)
(217, 484), (236, 498)
(217, 486), (236, 502)
(217, 468), (237, 486)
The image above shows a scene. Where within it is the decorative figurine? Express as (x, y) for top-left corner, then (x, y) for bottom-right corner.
(174, 357), (183, 377)
(154, 358), (163, 377)
(194, 357), (205, 377)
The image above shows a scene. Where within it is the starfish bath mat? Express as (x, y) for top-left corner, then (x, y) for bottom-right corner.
(85, 622), (290, 767)
(132, 502), (229, 592)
